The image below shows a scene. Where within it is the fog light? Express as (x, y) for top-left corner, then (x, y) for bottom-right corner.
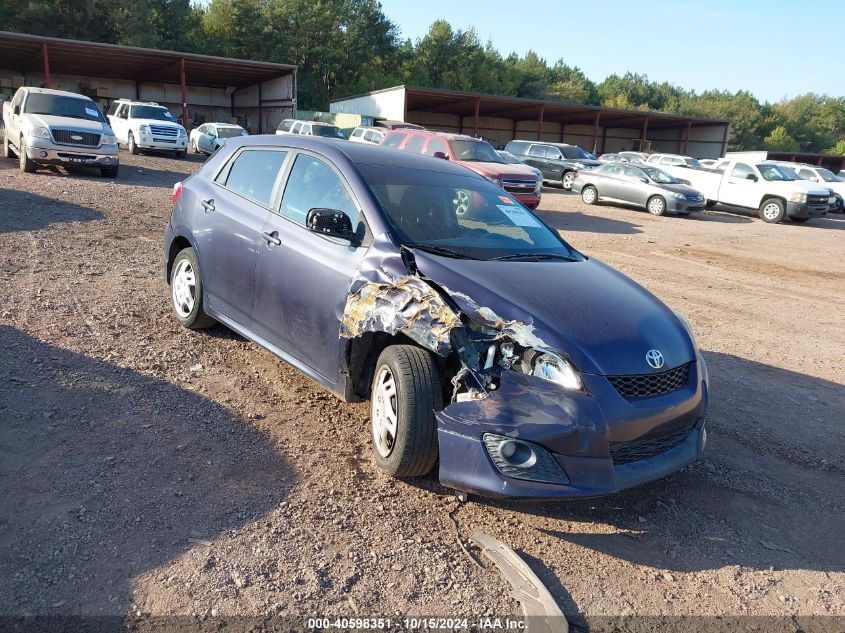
(500, 440), (517, 459)
(104, 157), (111, 164)
(40, 151), (48, 158)
(482, 433), (569, 485)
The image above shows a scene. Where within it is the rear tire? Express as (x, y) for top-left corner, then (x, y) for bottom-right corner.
(647, 195), (667, 216)
(759, 198), (785, 223)
(169, 247), (216, 329)
(370, 345), (442, 478)
(3, 132), (14, 159)
(128, 132), (139, 155)
(581, 185), (598, 205)
(18, 138), (35, 173)
(561, 171), (575, 190)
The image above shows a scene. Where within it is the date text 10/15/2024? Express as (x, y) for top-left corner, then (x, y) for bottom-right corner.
(307, 617), (531, 630)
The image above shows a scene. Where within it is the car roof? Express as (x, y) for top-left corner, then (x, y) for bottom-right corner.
(222, 134), (480, 176)
(209, 123), (243, 128)
(392, 129), (480, 142)
(22, 87), (93, 100)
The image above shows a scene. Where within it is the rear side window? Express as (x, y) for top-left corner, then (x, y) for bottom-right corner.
(731, 163), (754, 179)
(382, 132), (407, 148)
(527, 145), (548, 158)
(351, 128), (364, 138)
(364, 130), (383, 143)
(291, 122), (303, 134)
(423, 138), (449, 157)
(403, 135), (426, 153)
(278, 119), (294, 132)
(217, 149), (287, 207)
(107, 101), (121, 116)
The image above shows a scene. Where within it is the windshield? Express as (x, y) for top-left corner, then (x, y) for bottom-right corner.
(24, 94), (104, 122)
(779, 165), (800, 179)
(217, 127), (246, 139)
(497, 151), (520, 165)
(758, 164), (792, 181)
(561, 146), (590, 160)
(130, 105), (174, 121)
(683, 157), (702, 167)
(360, 164), (581, 261)
(642, 167), (679, 184)
(450, 140), (503, 163)
(816, 168), (841, 182)
(313, 125), (346, 139)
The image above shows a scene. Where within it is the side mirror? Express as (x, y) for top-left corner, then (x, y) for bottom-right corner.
(679, 179), (691, 185)
(809, 176), (819, 182)
(746, 173), (758, 182)
(640, 177), (649, 183)
(432, 151), (448, 160)
(13, 105), (20, 115)
(306, 208), (354, 241)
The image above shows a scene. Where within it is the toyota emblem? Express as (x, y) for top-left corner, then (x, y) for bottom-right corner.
(646, 349), (664, 369)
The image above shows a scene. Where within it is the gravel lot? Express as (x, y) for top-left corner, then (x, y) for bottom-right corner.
(0, 147), (843, 631)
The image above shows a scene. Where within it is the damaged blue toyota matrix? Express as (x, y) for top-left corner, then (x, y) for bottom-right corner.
(164, 135), (709, 500)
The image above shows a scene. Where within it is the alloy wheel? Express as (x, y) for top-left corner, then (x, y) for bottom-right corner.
(371, 366), (398, 458)
(171, 258), (196, 318)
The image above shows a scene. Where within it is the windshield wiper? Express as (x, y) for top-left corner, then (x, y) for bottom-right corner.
(403, 243), (477, 260)
(491, 252), (579, 262)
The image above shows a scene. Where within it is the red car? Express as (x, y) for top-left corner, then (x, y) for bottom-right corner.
(382, 130), (542, 209)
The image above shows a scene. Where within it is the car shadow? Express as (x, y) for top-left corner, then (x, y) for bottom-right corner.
(536, 209), (643, 235)
(0, 325), (293, 615)
(458, 351), (844, 578)
(708, 204), (845, 228)
(0, 187), (103, 234)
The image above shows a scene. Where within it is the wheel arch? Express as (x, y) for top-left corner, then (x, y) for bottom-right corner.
(165, 234), (194, 284)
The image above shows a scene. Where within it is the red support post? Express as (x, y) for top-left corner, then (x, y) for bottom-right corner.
(536, 104), (545, 141)
(640, 116), (649, 152)
(258, 82), (263, 134)
(720, 124), (730, 157)
(42, 43), (51, 88)
(683, 120), (692, 155)
(591, 111), (601, 154)
(473, 97), (480, 138)
(179, 57), (188, 129)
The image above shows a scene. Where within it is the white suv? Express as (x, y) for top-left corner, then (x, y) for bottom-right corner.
(107, 99), (188, 157)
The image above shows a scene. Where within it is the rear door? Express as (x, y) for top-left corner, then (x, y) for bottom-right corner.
(252, 151), (370, 381)
(595, 165), (621, 199)
(192, 146), (288, 328)
(525, 144), (550, 177)
(617, 165), (647, 205)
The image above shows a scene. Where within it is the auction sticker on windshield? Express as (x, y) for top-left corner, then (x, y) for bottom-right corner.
(497, 205), (542, 228)
(85, 108), (98, 117)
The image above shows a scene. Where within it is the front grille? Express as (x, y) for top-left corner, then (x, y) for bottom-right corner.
(52, 130), (101, 147)
(153, 138), (176, 143)
(685, 194), (704, 202)
(607, 363), (690, 399)
(610, 425), (693, 465)
(502, 178), (537, 193)
(806, 194), (828, 206)
(149, 125), (178, 137)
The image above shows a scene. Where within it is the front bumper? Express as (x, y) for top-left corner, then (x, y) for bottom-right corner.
(437, 355), (709, 500)
(511, 192), (541, 210)
(137, 135), (187, 152)
(669, 198), (705, 214)
(786, 200), (828, 218)
(26, 138), (118, 167)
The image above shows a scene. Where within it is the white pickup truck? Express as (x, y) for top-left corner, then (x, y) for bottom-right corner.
(2, 87), (119, 177)
(661, 159), (830, 223)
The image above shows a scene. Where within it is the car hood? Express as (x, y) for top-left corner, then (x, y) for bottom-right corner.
(462, 162), (540, 180)
(411, 250), (696, 376)
(133, 118), (183, 129)
(658, 183), (702, 196)
(565, 158), (601, 168)
(771, 180), (829, 196)
(26, 114), (107, 133)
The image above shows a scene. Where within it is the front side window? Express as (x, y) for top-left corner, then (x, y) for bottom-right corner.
(527, 145), (547, 158)
(129, 105), (173, 121)
(278, 120), (294, 132)
(361, 164), (581, 261)
(561, 146), (590, 160)
(280, 154), (363, 237)
(364, 130), (383, 143)
(816, 168), (840, 182)
(604, 165), (623, 177)
(351, 128), (364, 138)
(450, 140), (502, 163)
(757, 164), (791, 181)
(217, 127), (245, 139)
(24, 94), (105, 123)
(642, 167), (678, 184)
(731, 163), (754, 179)
(291, 122), (303, 134)
(218, 149), (287, 207)
(404, 135), (426, 153)
(423, 138), (449, 157)
(623, 166), (645, 179)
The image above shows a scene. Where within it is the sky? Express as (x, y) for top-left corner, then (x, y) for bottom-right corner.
(378, 0), (845, 103)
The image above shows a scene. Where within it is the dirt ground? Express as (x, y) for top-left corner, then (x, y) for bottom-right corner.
(0, 147), (843, 632)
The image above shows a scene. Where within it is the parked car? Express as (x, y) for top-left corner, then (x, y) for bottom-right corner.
(598, 153), (627, 163)
(698, 159), (719, 168)
(497, 149), (543, 182)
(189, 123), (248, 155)
(572, 163), (706, 216)
(275, 119), (346, 139)
(164, 135), (709, 500)
(618, 151), (648, 163)
(383, 129), (541, 209)
(2, 87), (119, 177)
(660, 159), (830, 223)
(790, 163), (844, 213)
(646, 153), (702, 168)
(374, 120), (424, 130)
(106, 99), (187, 157)
(349, 126), (385, 145)
(504, 140), (601, 190)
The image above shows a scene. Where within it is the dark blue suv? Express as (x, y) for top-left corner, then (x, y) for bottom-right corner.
(164, 135), (709, 500)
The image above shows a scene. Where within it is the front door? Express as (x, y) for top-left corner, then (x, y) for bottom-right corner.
(252, 151), (370, 382)
(721, 162), (760, 208)
(191, 146), (288, 328)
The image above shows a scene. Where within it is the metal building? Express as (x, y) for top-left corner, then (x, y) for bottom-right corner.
(331, 85), (732, 159)
(0, 31), (297, 133)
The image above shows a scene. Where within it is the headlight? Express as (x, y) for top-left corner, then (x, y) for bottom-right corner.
(139, 125), (150, 135)
(27, 126), (50, 139)
(101, 134), (116, 145)
(672, 192), (686, 199)
(789, 192), (807, 204)
(674, 311), (698, 350)
(178, 128), (187, 138)
(531, 352), (582, 391)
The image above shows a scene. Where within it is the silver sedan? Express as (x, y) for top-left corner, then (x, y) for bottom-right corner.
(572, 163), (705, 216)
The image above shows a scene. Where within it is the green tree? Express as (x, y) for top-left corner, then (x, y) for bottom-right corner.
(546, 61), (598, 104)
(824, 140), (845, 155)
(763, 126), (800, 152)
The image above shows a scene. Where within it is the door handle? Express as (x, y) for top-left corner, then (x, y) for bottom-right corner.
(201, 198), (215, 213)
(262, 231), (281, 246)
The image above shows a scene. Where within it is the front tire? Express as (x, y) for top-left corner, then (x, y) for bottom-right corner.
(759, 198), (785, 223)
(170, 247), (216, 329)
(128, 132), (139, 155)
(18, 138), (35, 173)
(561, 171), (575, 190)
(581, 185), (598, 205)
(370, 345), (442, 477)
(647, 195), (667, 216)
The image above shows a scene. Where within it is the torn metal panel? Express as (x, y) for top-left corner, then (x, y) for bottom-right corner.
(340, 276), (462, 356)
(471, 532), (567, 633)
